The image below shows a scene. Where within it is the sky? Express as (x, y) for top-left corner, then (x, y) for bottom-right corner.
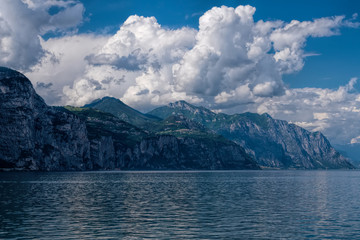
(0, 0), (360, 145)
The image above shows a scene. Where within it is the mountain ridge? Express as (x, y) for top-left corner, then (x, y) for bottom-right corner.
(84, 96), (161, 127)
(147, 100), (353, 169)
(0, 67), (259, 171)
(77, 96), (354, 169)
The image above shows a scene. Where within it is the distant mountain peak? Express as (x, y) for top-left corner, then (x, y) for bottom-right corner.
(261, 113), (272, 119)
(167, 100), (215, 116)
(85, 96), (125, 108)
(168, 100), (195, 109)
(83, 96), (159, 126)
(99, 96), (119, 101)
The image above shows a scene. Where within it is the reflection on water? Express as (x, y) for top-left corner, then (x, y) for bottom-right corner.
(1, 170), (360, 239)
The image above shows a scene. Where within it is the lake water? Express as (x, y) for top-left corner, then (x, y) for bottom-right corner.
(1, 170), (360, 239)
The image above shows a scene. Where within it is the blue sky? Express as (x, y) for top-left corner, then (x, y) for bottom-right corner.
(1, 0), (360, 145)
(80, 0), (358, 30)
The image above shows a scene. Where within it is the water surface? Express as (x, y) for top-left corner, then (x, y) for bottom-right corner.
(1, 170), (360, 239)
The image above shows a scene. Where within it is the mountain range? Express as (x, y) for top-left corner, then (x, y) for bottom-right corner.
(0, 67), (354, 171)
(89, 97), (353, 169)
(334, 143), (360, 167)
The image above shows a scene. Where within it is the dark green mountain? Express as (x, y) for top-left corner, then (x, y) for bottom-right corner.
(84, 97), (160, 128)
(83, 98), (239, 148)
(148, 101), (353, 169)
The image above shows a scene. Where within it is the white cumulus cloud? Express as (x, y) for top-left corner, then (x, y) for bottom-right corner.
(50, 4), (352, 112)
(0, 0), (84, 70)
(351, 136), (360, 144)
(26, 34), (108, 105)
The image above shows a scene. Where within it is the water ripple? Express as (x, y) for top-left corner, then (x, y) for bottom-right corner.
(1, 170), (360, 239)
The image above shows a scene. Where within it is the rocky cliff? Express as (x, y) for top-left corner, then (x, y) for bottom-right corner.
(216, 114), (352, 169)
(148, 101), (354, 169)
(0, 67), (90, 170)
(69, 108), (259, 170)
(0, 67), (258, 171)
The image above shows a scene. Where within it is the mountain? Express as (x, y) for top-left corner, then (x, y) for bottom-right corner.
(0, 67), (258, 171)
(0, 67), (90, 171)
(148, 101), (354, 169)
(84, 97), (160, 128)
(153, 114), (213, 137)
(334, 143), (360, 167)
(149, 100), (217, 125)
(66, 107), (258, 170)
(0, 66), (352, 170)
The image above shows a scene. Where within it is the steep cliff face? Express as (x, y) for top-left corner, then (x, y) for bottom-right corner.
(69, 108), (259, 170)
(92, 135), (259, 170)
(0, 67), (90, 171)
(216, 114), (352, 169)
(127, 135), (258, 170)
(148, 101), (354, 169)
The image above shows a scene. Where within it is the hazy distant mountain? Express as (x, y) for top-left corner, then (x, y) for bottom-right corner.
(334, 143), (360, 167)
(148, 101), (353, 169)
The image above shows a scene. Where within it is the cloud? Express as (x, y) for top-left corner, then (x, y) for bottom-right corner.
(26, 34), (108, 105)
(0, 0), (84, 70)
(270, 16), (348, 74)
(313, 112), (329, 120)
(36, 82), (53, 89)
(351, 136), (360, 144)
(303, 52), (321, 57)
(174, 5), (282, 98)
(87, 5), (350, 111)
(85, 49), (150, 71)
(21, 4), (354, 109)
(60, 14), (197, 108)
(185, 12), (203, 20)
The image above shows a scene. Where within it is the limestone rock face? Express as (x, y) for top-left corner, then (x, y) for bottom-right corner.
(0, 67), (90, 170)
(74, 109), (259, 170)
(216, 114), (353, 169)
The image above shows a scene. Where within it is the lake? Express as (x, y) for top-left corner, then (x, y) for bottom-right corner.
(1, 170), (360, 239)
